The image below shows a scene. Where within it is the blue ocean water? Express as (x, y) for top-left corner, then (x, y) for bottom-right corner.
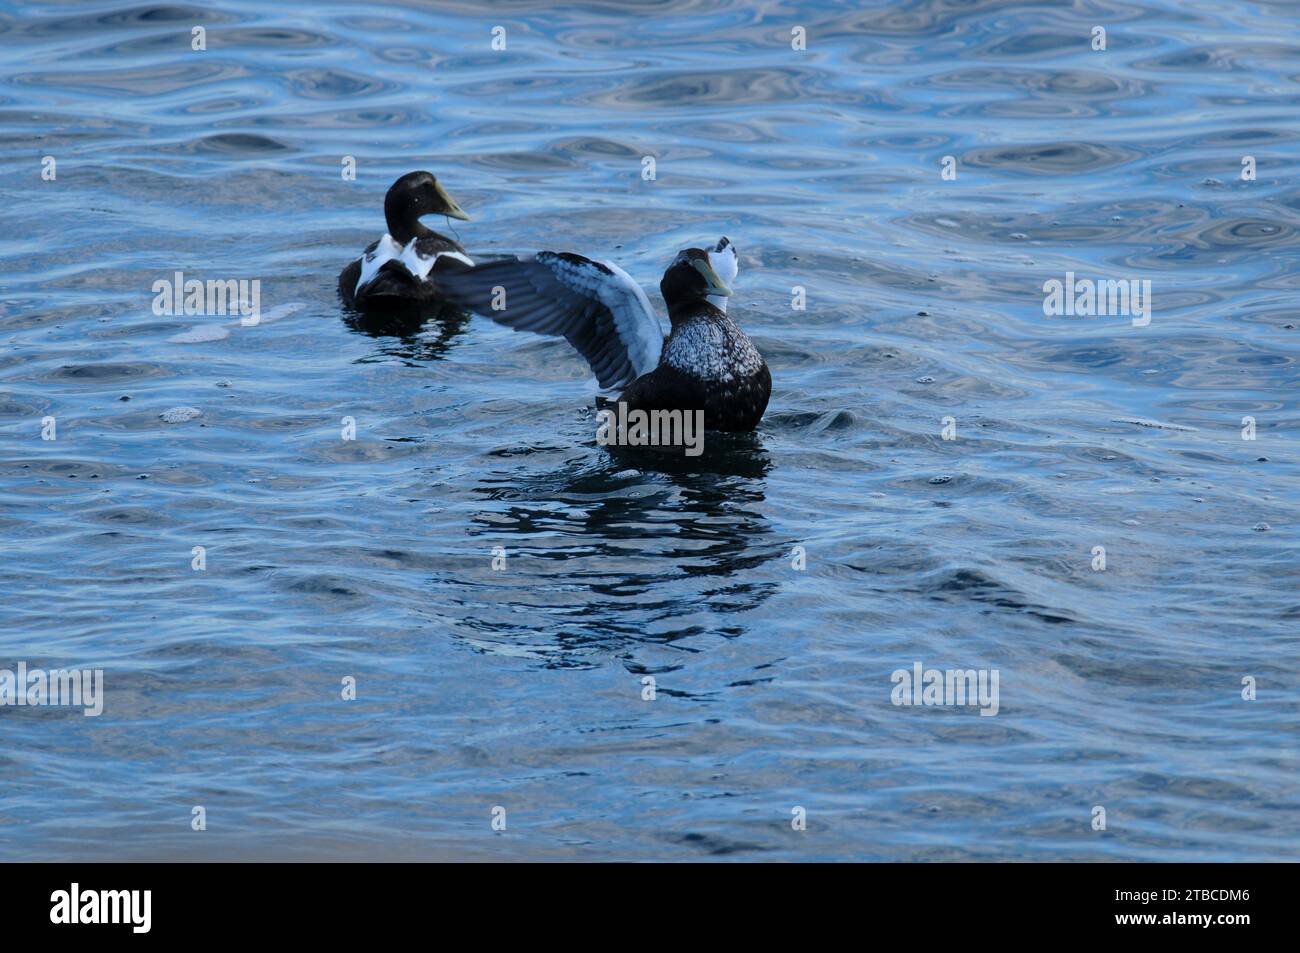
(0, 0), (1297, 860)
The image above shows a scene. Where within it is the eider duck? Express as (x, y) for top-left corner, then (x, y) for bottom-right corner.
(442, 237), (770, 432)
(338, 171), (474, 311)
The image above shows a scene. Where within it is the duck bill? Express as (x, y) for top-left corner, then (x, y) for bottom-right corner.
(435, 182), (471, 221)
(693, 257), (732, 296)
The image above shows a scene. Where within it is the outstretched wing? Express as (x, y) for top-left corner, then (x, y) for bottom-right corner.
(708, 236), (738, 313)
(441, 251), (664, 391)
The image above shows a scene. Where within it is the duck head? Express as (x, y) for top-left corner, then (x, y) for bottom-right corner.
(660, 246), (732, 321)
(383, 171), (470, 243)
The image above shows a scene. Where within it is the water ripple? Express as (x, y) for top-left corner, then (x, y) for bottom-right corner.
(0, 0), (1296, 863)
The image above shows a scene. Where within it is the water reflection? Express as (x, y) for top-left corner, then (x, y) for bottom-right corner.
(344, 304), (473, 363)
(452, 455), (779, 670)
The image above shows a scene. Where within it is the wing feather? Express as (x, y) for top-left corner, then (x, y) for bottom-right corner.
(440, 251), (664, 391)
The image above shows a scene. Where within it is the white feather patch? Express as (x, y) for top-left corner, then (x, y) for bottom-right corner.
(355, 236), (474, 293)
(707, 236), (738, 313)
(399, 244), (473, 281)
(355, 233), (403, 294)
(663, 316), (762, 382)
(590, 259), (664, 376)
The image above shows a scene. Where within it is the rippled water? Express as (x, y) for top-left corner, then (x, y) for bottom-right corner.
(1, 0), (1297, 861)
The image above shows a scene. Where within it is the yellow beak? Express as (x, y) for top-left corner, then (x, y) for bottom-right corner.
(693, 257), (732, 296)
(435, 182), (470, 221)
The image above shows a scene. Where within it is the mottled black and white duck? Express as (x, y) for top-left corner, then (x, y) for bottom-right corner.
(442, 237), (770, 432)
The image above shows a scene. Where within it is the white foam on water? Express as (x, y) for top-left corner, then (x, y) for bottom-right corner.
(169, 325), (230, 344)
(254, 302), (306, 325)
(159, 406), (203, 423)
(166, 302), (306, 343)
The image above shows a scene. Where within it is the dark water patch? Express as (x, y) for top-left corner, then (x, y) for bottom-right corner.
(923, 67), (1146, 102)
(222, 27), (334, 49)
(587, 68), (841, 108)
(467, 151), (579, 172)
(547, 136), (644, 159)
(262, 106), (431, 129)
(163, 95), (270, 117)
(0, 396), (44, 416)
(978, 31), (1088, 58)
(962, 141), (1142, 176)
(191, 132), (292, 153)
(11, 62), (248, 96)
(1178, 217), (1295, 250)
(1134, 44), (1300, 73)
(277, 573), (372, 601)
(0, 4), (235, 38)
(50, 362), (169, 383)
(283, 68), (398, 100)
(666, 831), (773, 856)
(924, 568), (1077, 624)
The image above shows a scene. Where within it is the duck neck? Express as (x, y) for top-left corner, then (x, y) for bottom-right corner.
(667, 297), (722, 328)
(385, 199), (440, 245)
